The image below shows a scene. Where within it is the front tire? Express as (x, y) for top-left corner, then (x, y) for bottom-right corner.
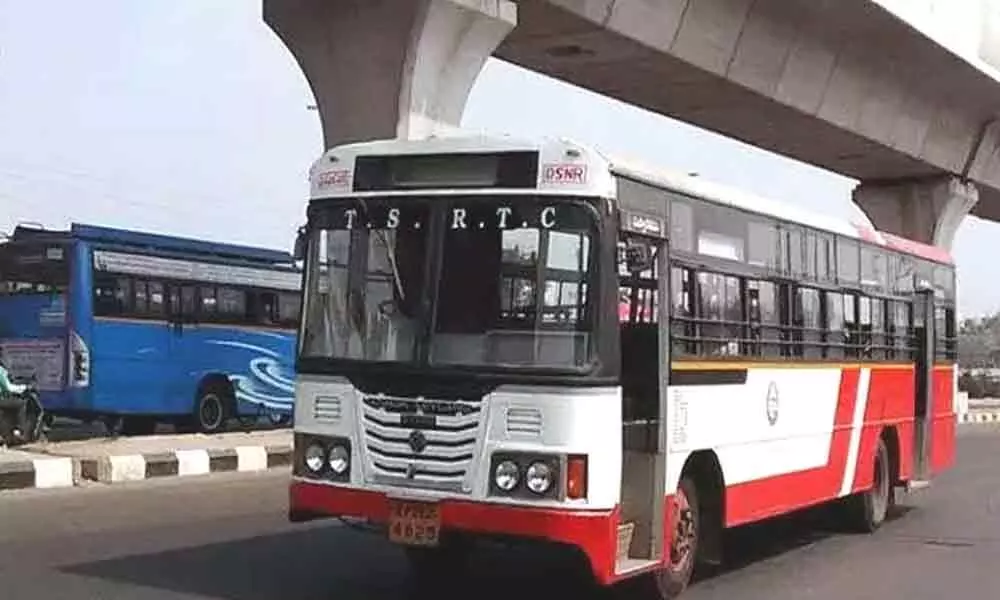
(629, 476), (700, 600)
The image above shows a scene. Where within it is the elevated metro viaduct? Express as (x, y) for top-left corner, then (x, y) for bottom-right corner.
(265, 0), (1000, 251)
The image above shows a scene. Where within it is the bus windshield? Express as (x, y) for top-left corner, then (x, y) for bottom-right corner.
(300, 197), (598, 371)
(0, 240), (70, 295)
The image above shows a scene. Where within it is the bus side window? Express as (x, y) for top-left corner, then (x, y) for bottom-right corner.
(262, 291), (277, 324)
(870, 298), (886, 360)
(93, 275), (120, 316)
(277, 292), (300, 327)
(147, 281), (166, 317)
(216, 286), (246, 321)
(826, 291), (845, 359)
(669, 267), (694, 357)
(180, 286), (197, 320)
(200, 286), (218, 317)
(134, 280), (149, 314)
(843, 293), (858, 357)
(249, 290), (278, 326)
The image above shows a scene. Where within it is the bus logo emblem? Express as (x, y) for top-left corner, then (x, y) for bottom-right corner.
(766, 381), (779, 426)
(408, 430), (428, 454)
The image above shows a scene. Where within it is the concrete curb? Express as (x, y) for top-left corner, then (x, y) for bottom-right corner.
(1, 444), (291, 491)
(0, 456), (76, 491)
(77, 444), (293, 484)
(959, 411), (1000, 424)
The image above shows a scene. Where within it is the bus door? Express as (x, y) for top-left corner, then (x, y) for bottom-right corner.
(911, 285), (935, 486)
(616, 216), (669, 572)
(166, 284), (198, 412)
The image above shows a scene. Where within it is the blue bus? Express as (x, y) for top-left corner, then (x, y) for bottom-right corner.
(0, 222), (301, 435)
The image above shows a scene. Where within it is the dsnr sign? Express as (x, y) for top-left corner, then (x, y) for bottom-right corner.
(542, 163), (587, 185)
(316, 169), (351, 190)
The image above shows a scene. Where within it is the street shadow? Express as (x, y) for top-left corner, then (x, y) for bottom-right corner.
(60, 522), (605, 600)
(61, 503), (918, 600)
(692, 500), (916, 584)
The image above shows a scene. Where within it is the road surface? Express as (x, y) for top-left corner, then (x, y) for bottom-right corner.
(2, 425), (1000, 599)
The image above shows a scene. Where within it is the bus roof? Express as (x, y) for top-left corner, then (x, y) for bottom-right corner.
(318, 133), (954, 265)
(8, 223), (295, 266)
(608, 155), (955, 266)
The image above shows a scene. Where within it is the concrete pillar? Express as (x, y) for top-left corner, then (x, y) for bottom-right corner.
(852, 176), (980, 249)
(264, 0), (517, 149)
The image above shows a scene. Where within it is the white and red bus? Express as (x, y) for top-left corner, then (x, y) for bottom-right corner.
(288, 134), (957, 597)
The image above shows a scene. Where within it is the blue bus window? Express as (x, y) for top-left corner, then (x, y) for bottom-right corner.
(181, 286), (196, 317)
(148, 281), (166, 316)
(115, 278), (132, 313)
(200, 286), (217, 314)
(217, 287), (246, 318)
(134, 280), (149, 314)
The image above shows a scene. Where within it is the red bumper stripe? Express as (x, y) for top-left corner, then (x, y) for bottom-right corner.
(290, 480), (620, 584)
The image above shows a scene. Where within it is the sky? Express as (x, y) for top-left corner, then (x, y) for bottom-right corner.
(0, 0), (999, 317)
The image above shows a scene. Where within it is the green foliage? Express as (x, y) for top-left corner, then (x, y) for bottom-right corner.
(958, 314), (1000, 397)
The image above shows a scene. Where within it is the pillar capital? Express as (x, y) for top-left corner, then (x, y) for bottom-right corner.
(265, 0), (517, 149)
(852, 176), (979, 249)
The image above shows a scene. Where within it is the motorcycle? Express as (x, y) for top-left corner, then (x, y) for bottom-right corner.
(0, 376), (46, 447)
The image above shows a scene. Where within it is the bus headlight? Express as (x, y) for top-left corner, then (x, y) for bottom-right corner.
(494, 460), (520, 491)
(328, 445), (350, 475)
(526, 461), (553, 494)
(304, 443), (326, 473)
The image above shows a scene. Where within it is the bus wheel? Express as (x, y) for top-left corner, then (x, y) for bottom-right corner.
(646, 476), (700, 599)
(843, 437), (892, 532)
(194, 388), (229, 434)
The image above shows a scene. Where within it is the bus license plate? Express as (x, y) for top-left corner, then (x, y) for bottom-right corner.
(388, 500), (441, 547)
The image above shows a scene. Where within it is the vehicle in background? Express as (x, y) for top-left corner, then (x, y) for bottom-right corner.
(286, 134), (956, 598)
(0, 222), (302, 435)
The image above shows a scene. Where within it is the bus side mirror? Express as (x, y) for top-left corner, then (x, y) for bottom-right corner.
(293, 226), (307, 261)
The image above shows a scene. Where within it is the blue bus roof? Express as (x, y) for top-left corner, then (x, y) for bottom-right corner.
(9, 223), (295, 265)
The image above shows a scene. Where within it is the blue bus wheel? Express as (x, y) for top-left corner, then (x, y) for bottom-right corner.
(195, 389), (230, 434)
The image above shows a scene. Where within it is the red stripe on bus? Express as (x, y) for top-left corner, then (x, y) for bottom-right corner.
(723, 368), (859, 526)
(289, 481), (621, 584)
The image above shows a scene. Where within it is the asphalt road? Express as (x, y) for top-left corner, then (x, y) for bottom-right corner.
(3, 426), (1000, 600)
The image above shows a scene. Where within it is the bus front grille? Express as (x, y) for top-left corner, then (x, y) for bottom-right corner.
(359, 395), (485, 492)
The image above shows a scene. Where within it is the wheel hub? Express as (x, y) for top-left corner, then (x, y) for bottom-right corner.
(669, 492), (696, 571)
(200, 395), (223, 429)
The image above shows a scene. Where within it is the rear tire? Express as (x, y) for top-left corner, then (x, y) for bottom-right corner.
(843, 437), (893, 532)
(193, 386), (231, 434)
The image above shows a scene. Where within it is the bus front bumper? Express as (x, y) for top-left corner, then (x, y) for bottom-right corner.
(289, 479), (620, 584)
